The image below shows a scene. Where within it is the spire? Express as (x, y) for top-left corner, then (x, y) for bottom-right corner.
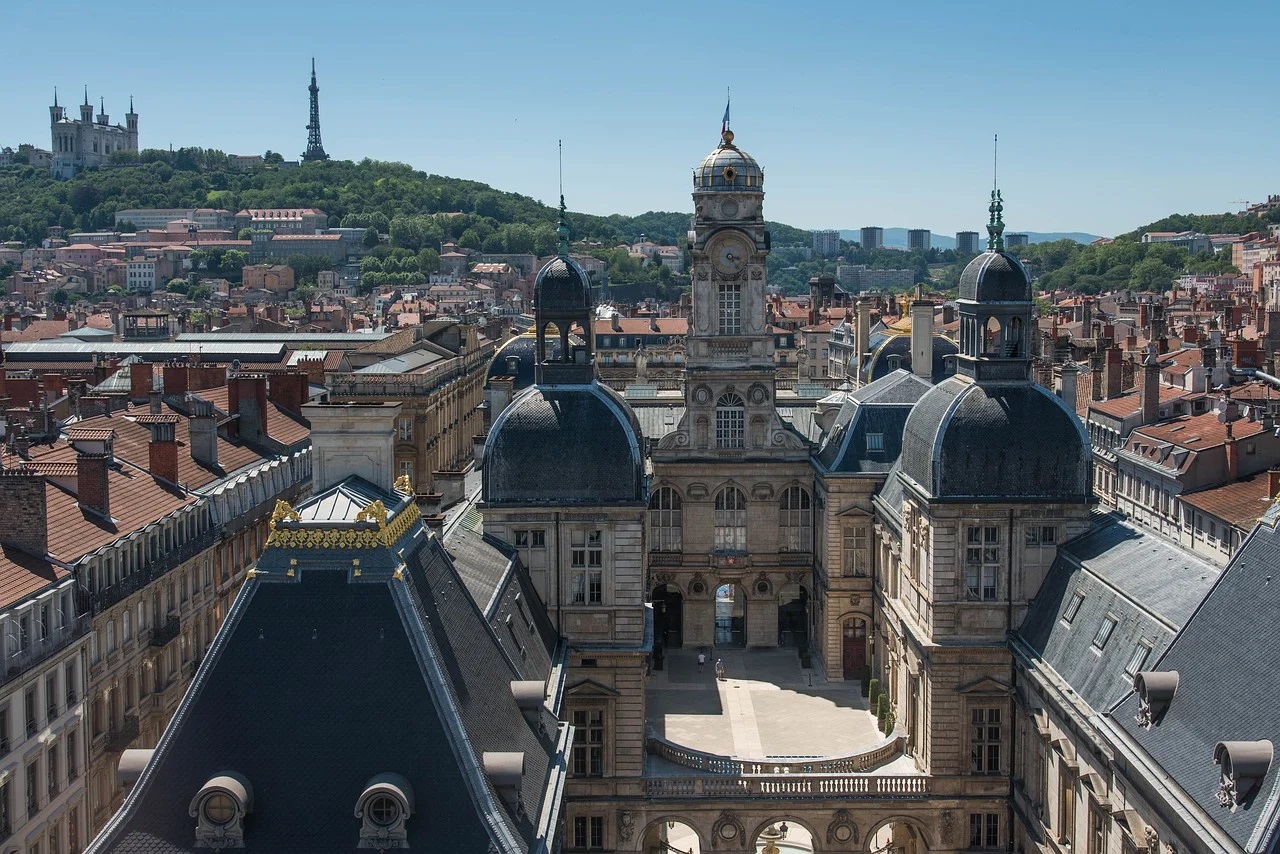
(99, 97), (105, 114)
(129, 95), (134, 114)
(556, 195), (570, 257)
(83, 86), (89, 106)
(987, 190), (1005, 252)
(53, 87), (58, 108)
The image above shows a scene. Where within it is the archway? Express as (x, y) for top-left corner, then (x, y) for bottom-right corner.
(864, 817), (932, 854)
(842, 616), (868, 681)
(777, 584), (809, 648)
(715, 583), (746, 647)
(653, 584), (684, 650)
(753, 819), (815, 854)
(640, 818), (703, 854)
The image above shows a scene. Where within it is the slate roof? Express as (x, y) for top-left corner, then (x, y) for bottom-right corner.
(89, 478), (565, 853)
(856, 330), (958, 385)
(958, 250), (1032, 302)
(815, 370), (932, 474)
(535, 255), (591, 313)
(1017, 514), (1220, 710)
(1111, 502), (1280, 852)
(901, 376), (1091, 502)
(485, 383), (644, 506)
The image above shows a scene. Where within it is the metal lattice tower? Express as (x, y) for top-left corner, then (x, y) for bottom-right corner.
(302, 58), (329, 162)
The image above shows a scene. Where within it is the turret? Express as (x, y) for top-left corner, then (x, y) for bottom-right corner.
(80, 87), (93, 125)
(126, 95), (138, 149)
(50, 88), (65, 124)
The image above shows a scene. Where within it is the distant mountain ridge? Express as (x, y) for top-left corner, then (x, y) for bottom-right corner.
(836, 228), (1102, 250)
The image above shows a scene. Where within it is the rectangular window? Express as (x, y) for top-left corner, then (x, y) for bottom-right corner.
(571, 709), (605, 777)
(397, 418), (413, 441)
(1088, 800), (1108, 854)
(866, 432), (885, 452)
(1124, 642), (1151, 677)
(1059, 766), (1077, 844)
(1093, 616), (1118, 650)
(715, 404), (745, 449)
(25, 760), (37, 820)
(398, 460), (414, 481)
(67, 728), (78, 781)
(570, 531), (604, 605)
(531, 530), (545, 548)
(964, 526), (999, 601)
(970, 707), (1002, 774)
(514, 530), (530, 548)
(969, 813), (1001, 848)
(46, 744), (58, 798)
(1025, 525), (1058, 546)
(717, 283), (742, 335)
(843, 527), (869, 577)
(572, 815), (605, 850)
(1063, 591), (1086, 624)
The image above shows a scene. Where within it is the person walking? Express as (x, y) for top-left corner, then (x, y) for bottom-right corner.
(715, 659), (725, 681)
(697, 652), (706, 673)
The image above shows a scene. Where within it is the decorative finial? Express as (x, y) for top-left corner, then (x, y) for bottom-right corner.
(83, 85), (88, 106)
(556, 140), (570, 257)
(53, 87), (58, 108)
(720, 88), (733, 146)
(987, 189), (1005, 252)
(129, 94), (134, 113)
(100, 97), (104, 114)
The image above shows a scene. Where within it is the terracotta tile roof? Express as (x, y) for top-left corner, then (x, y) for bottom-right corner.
(265, 405), (311, 447)
(1180, 475), (1274, 529)
(1088, 385), (1198, 419)
(0, 545), (68, 610)
(66, 427), (116, 441)
(1132, 412), (1265, 452)
(590, 317), (688, 335)
(1, 319), (71, 343)
(44, 472), (195, 563)
(269, 233), (343, 241)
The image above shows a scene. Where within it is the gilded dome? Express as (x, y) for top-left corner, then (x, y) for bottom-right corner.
(694, 131), (763, 192)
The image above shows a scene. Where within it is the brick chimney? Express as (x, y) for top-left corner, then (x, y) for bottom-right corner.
(187, 395), (219, 468)
(68, 427), (114, 518)
(1139, 343), (1160, 426)
(228, 375), (269, 443)
(129, 362), (153, 404)
(268, 371), (309, 419)
(137, 415), (180, 485)
(163, 364), (190, 395)
(0, 468), (48, 557)
(1104, 345), (1124, 399)
(1268, 468), (1280, 501)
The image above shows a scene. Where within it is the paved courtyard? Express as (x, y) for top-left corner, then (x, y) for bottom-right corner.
(647, 647), (881, 759)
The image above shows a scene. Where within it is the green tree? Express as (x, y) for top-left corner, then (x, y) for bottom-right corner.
(167, 278), (189, 293)
(417, 248), (440, 274)
(363, 226), (380, 249)
(222, 249), (249, 275)
(458, 228), (482, 250)
(237, 228), (254, 241)
(1129, 256), (1177, 292)
(263, 150), (284, 165)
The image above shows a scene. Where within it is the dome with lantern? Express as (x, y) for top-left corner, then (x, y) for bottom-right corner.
(694, 130), (763, 192)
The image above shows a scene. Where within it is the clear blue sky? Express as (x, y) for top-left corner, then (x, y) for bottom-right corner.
(4, 0), (1277, 237)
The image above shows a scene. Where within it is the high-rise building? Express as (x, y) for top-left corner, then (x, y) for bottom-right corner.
(859, 226), (883, 250)
(906, 228), (931, 251)
(302, 58), (329, 162)
(49, 88), (138, 179)
(811, 229), (840, 256)
(1005, 232), (1029, 249)
(955, 230), (981, 254)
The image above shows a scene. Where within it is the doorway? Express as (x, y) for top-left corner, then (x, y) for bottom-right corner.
(842, 618), (867, 680)
(777, 584), (809, 648)
(715, 584), (746, 646)
(653, 584), (684, 649)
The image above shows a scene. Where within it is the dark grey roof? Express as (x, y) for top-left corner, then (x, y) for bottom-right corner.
(873, 460), (908, 533)
(90, 480), (564, 853)
(1018, 515), (1220, 711)
(856, 330), (958, 385)
(1111, 503), (1280, 852)
(693, 139), (763, 191)
(958, 250), (1031, 302)
(815, 370), (932, 474)
(534, 256), (591, 313)
(900, 376), (1090, 502)
(486, 334), (542, 391)
(484, 383), (644, 505)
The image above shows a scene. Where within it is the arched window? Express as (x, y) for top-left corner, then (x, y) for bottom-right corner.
(715, 393), (745, 449)
(648, 488), (683, 552)
(1005, 316), (1024, 357)
(779, 486), (813, 552)
(713, 487), (747, 552)
(982, 317), (1002, 356)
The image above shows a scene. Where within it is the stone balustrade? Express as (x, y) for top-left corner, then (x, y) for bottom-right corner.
(647, 732), (906, 776)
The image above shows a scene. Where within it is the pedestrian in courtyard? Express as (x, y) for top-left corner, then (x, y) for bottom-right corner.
(715, 659), (725, 681)
(697, 651), (706, 673)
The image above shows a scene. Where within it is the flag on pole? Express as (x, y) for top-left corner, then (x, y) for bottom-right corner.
(721, 91), (730, 135)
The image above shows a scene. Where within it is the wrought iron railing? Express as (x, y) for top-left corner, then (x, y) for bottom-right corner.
(150, 616), (181, 647)
(92, 528), (219, 612)
(2, 614), (90, 687)
(105, 713), (139, 753)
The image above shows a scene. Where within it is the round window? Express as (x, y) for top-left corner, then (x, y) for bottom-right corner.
(202, 793), (236, 826)
(691, 582), (706, 595)
(368, 794), (401, 827)
(756, 581), (770, 595)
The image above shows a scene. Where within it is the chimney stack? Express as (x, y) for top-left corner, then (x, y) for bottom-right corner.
(1268, 468), (1280, 501)
(1104, 345), (1124, 399)
(910, 300), (934, 379)
(68, 427), (114, 519)
(0, 468), (49, 557)
(268, 371), (309, 419)
(138, 415), (180, 485)
(129, 362), (153, 404)
(854, 298), (871, 387)
(302, 402), (401, 493)
(1058, 361), (1079, 410)
(187, 395), (219, 469)
(228, 375), (269, 443)
(1139, 343), (1160, 426)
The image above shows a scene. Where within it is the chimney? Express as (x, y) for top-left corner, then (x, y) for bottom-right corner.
(138, 414), (179, 485)
(68, 427), (114, 518)
(1105, 345), (1124, 399)
(228, 374), (269, 443)
(163, 364), (190, 395)
(0, 468), (49, 557)
(302, 402), (401, 493)
(910, 299), (934, 379)
(149, 389), (163, 415)
(1139, 343), (1160, 426)
(188, 395), (219, 469)
(1058, 361), (1079, 409)
(129, 362), (153, 404)
(268, 371), (309, 418)
(1225, 421), (1238, 482)
(1268, 468), (1280, 501)
(942, 303), (955, 325)
(854, 298), (871, 386)
(611, 312), (621, 333)
(1090, 350), (1105, 401)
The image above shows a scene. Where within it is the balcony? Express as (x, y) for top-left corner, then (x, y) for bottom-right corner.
(104, 714), (139, 753)
(643, 773), (928, 800)
(150, 616), (181, 647)
(2, 615), (91, 687)
(92, 528), (219, 612)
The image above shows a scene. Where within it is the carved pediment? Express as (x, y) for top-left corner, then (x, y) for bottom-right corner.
(564, 678), (621, 698)
(955, 675), (1014, 696)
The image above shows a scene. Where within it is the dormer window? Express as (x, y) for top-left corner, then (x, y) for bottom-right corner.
(1215, 741), (1274, 812)
(190, 772), (252, 848)
(355, 773), (414, 848)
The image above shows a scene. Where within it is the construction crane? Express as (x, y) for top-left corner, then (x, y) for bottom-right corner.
(1234, 199), (1252, 212)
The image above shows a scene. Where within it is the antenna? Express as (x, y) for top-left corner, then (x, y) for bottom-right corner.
(558, 138), (563, 200)
(993, 133), (998, 192)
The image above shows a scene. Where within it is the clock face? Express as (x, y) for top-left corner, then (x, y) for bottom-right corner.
(712, 235), (750, 275)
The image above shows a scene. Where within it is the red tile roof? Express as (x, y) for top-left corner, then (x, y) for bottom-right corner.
(1180, 475), (1274, 529)
(0, 545), (69, 611)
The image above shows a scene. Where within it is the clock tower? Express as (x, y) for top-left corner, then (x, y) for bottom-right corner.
(656, 128), (805, 458)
